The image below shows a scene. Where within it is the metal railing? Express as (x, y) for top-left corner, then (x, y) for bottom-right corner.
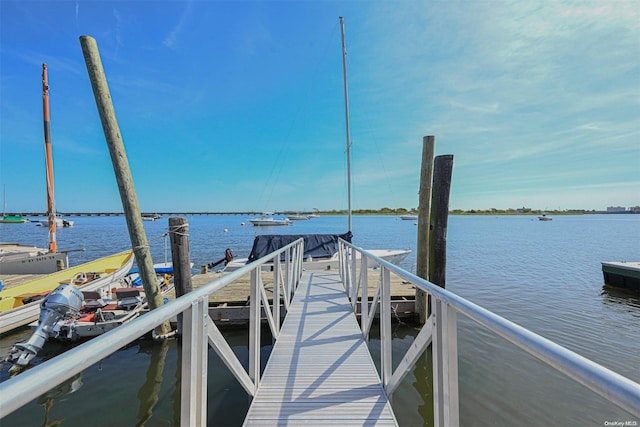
(337, 239), (640, 427)
(0, 238), (305, 424)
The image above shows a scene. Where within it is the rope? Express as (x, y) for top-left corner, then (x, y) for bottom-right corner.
(168, 224), (189, 237)
(152, 328), (178, 341)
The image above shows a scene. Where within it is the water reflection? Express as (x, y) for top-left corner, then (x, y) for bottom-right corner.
(600, 286), (640, 314)
(136, 340), (170, 426)
(38, 373), (83, 427)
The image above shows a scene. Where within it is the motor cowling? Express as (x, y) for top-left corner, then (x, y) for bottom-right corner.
(39, 283), (84, 320)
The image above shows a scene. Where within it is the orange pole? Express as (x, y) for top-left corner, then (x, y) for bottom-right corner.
(42, 63), (57, 253)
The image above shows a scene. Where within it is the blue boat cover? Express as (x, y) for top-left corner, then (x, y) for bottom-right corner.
(247, 232), (352, 263)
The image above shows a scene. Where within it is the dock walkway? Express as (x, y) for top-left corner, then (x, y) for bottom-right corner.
(243, 270), (397, 426)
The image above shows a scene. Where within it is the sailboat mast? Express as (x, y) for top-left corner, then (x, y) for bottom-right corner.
(42, 63), (57, 253)
(339, 16), (353, 232)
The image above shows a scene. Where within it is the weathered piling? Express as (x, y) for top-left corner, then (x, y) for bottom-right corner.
(169, 217), (193, 334)
(429, 155), (454, 289)
(416, 136), (435, 324)
(79, 35), (171, 337)
(415, 134), (454, 324)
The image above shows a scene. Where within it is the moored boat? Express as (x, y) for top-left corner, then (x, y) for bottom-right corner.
(248, 213), (292, 226)
(0, 65), (70, 274)
(400, 214), (418, 220)
(1, 186), (29, 224)
(6, 270), (173, 369)
(0, 215), (29, 224)
(222, 233), (411, 272)
(0, 250), (134, 334)
(287, 214), (310, 220)
(142, 213), (161, 221)
(33, 217), (74, 227)
(0, 242), (69, 275)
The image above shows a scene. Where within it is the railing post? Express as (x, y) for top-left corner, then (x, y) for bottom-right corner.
(338, 242), (345, 283)
(274, 255), (281, 335)
(249, 268), (261, 392)
(360, 256), (368, 338)
(180, 297), (208, 426)
(298, 240), (304, 281)
(380, 266), (392, 389)
(432, 298), (459, 427)
(285, 248), (291, 301)
(344, 247), (351, 294)
(432, 298), (442, 427)
(350, 247), (358, 307)
(443, 304), (459, 427)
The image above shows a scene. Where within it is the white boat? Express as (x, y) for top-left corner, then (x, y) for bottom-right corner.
(538, 214), (552, 221)
(400, 214), (418, 220)
(287, 214), (310, 220)
(0, 242), (69, 275)
(248, 213), (292, 226)
(33, 217), (74, 227)
(223, 233), (410, 272)
(142, 213), (161, 221)
(0, 250), (134, 334)
(7, 269), (173, 369)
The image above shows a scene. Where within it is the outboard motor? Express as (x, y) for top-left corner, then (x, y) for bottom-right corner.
(9, 284), (84, 370)
(207, 248), (235, 270)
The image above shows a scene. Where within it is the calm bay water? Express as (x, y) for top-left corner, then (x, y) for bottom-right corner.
(1, 214), (638, 426)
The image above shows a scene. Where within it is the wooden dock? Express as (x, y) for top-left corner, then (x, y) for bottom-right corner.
(193, 268), (417, 325)
(243, 270), (398, 426)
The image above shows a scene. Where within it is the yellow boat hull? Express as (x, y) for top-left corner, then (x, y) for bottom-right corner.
(0, 251), (134, 333)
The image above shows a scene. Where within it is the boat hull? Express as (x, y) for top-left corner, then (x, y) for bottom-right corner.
(400, 215), (418, 220)
(0, 244), (69, 274)
(0, 251), (134, 334)
(0, 215), (29, 223)
(33, 218), (74, 227)
(249, 219), (291, 226)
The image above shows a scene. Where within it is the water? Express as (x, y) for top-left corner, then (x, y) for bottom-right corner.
(1, 214), (638, 426)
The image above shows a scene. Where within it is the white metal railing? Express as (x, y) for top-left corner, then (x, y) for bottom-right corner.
(337, 239), (640, 427)
(0, 238), (305, 424)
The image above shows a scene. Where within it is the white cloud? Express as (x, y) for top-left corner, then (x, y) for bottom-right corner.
(163, 1), (193, 49)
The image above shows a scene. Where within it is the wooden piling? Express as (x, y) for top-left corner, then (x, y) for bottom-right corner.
(79, 35), (171, 337)
(169, 217), (193, 334)
(429, 155), (454, 289)
(415, 136), (435, 324)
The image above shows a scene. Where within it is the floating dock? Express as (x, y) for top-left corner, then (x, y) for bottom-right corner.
(601, 261), (640, 292)
(194, 268), (417, 326)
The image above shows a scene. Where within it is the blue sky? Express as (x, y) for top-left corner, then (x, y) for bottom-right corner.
(1, 1), (638, 213)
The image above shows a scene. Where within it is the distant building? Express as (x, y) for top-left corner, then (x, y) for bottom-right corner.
(607, 206), (627, 213)
(517, 207), (531, 213)
(630, 206), (640, 213)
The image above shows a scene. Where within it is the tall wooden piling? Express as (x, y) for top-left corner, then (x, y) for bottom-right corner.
(79, 35), (172, 336)
(416, 136), (435, 324)
(429, 155), (454, 289)
(169, 217), (193, 334)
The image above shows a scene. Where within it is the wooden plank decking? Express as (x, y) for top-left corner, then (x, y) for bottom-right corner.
(243, 270), (398, 426)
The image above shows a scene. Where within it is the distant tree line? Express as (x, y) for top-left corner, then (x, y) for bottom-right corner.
(317, 208), (602, 215)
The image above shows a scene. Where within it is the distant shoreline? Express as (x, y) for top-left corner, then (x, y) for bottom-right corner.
(3, 209), (638, 217)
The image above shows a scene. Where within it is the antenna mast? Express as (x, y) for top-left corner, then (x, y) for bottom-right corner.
(42, 63), (57, 253)
(339, 16), (352, 232)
